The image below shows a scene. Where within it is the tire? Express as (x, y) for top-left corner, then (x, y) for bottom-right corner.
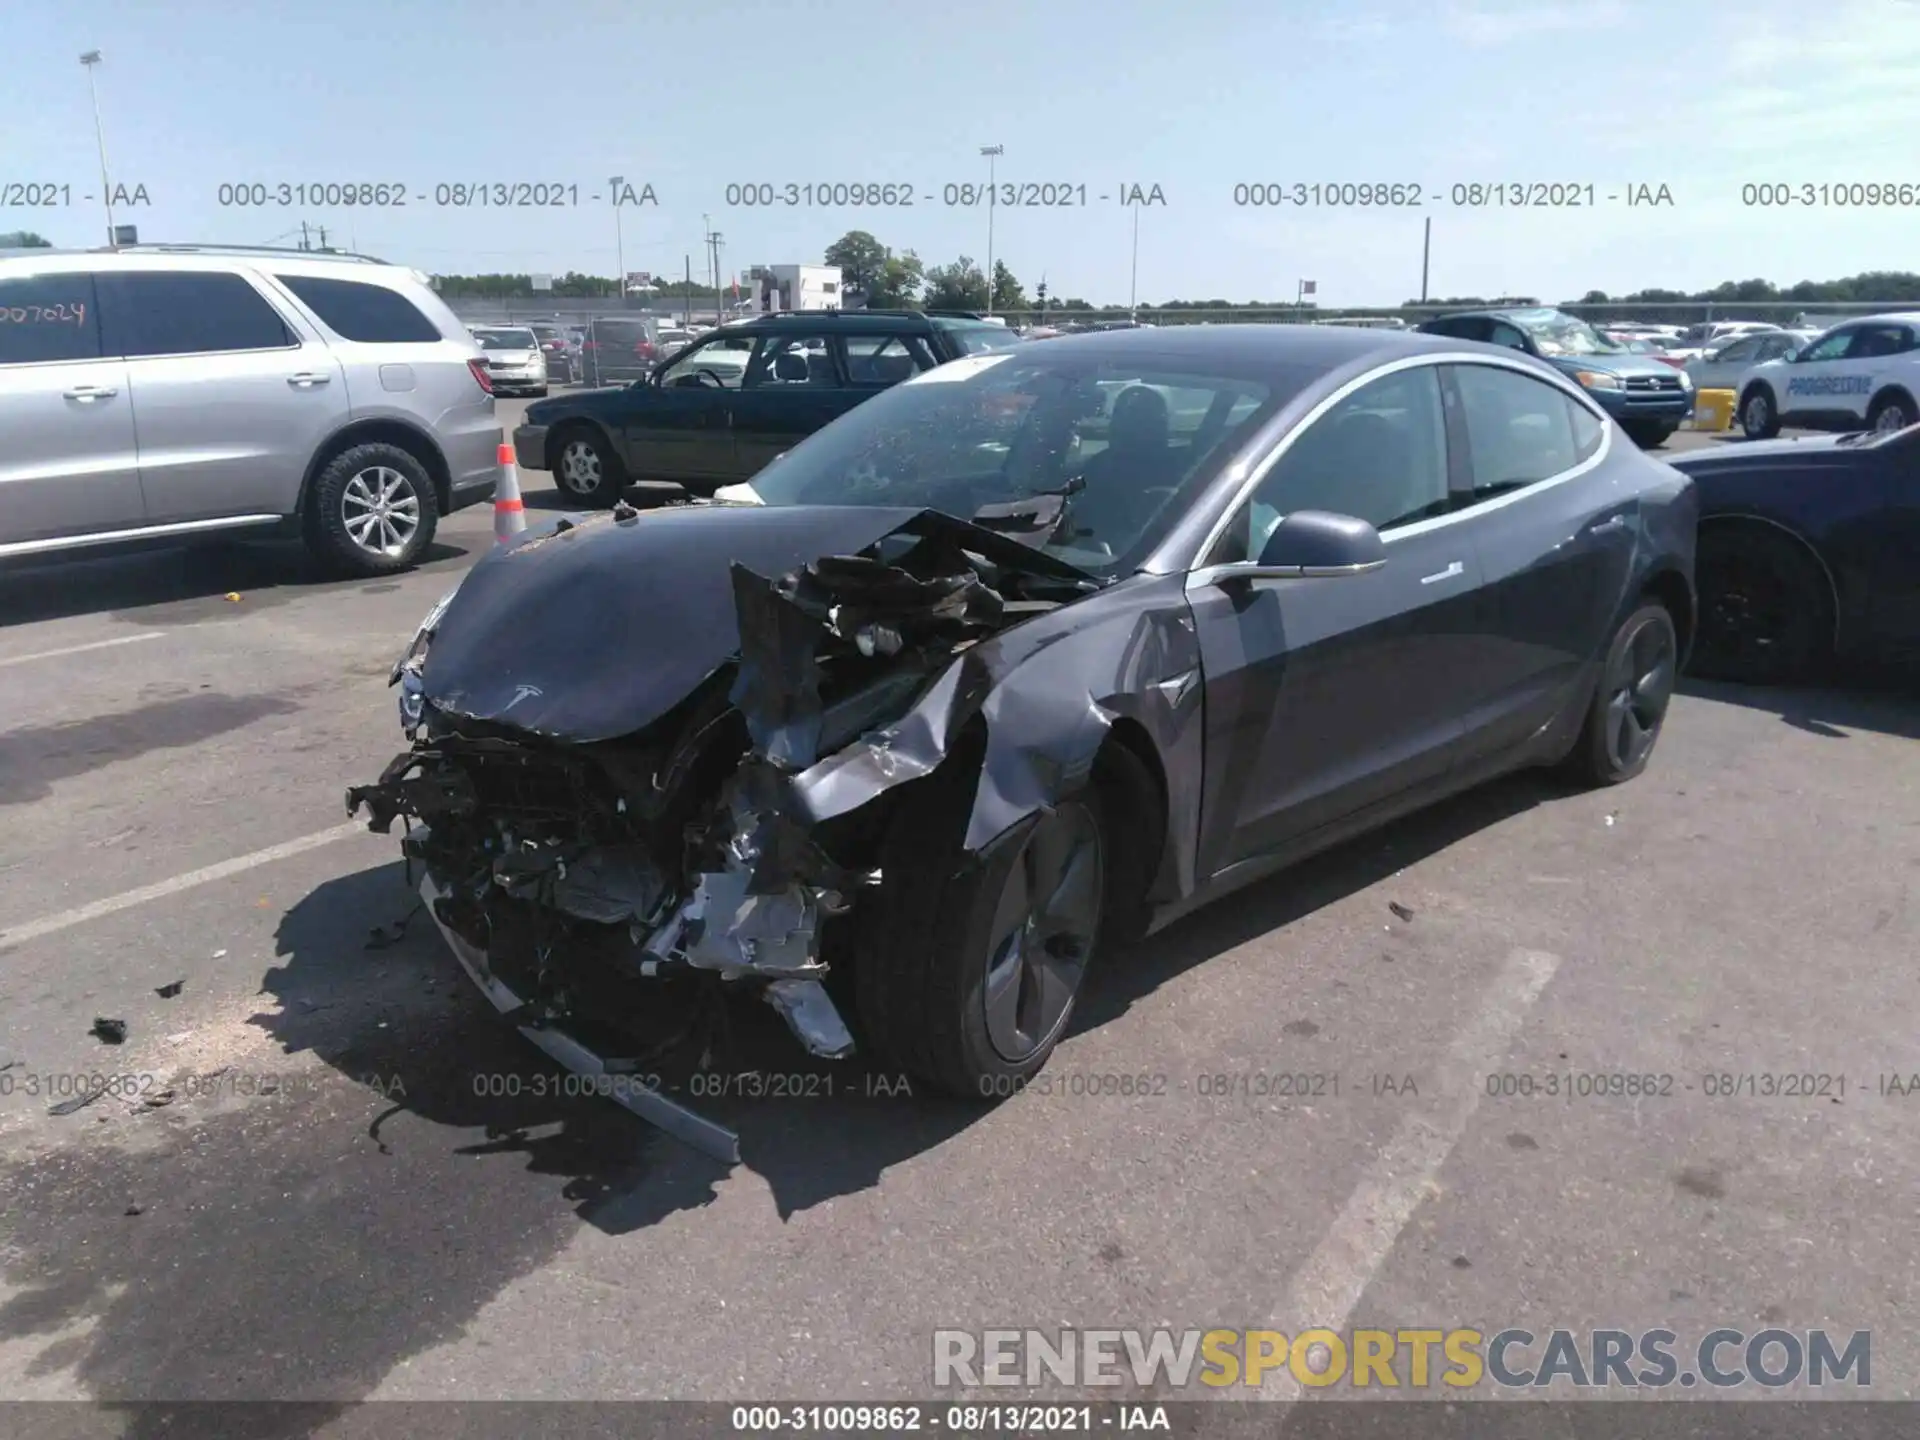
(1739, 384), (1781, 440)
(1564, 601), (1678, 787)
(853, 741), (1159, 1098)
(1690, 527), (1830, 685)
(1623, 420), (1675, 450)
(532, 386), (550, 398)
(302, 442), (439, 578)
(1867, 389), (1915, 436)
(550, 424), (626, 506)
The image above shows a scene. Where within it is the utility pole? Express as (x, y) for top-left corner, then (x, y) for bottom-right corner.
(299, 221), (311, 252)
(1419, 217), (1432, 305)
(684, 255), (692, 328)
(980, 144), (1003, 315)
(316, 225), (328, 252)
(610, 178), (627, 305)
(79, 51), (116, 248)
(1129, 203), (1140, 319)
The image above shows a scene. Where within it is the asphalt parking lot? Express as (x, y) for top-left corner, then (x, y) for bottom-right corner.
(1, 409), (1917, 1410)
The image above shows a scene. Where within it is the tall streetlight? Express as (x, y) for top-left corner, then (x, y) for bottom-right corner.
(1129, 202), (1141, 319)
(609, 177), (627, 303)
(79, 52), (116, 248)
(980, 144), (1003, 316)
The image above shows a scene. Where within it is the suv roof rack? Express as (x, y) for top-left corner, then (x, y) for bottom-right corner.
(96, 243), (390, 264)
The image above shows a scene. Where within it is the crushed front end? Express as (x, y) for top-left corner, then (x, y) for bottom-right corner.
(347, 507), (1098, 1159)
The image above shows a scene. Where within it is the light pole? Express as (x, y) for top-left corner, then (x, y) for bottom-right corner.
(1129, 202), (1140, 319)
(980, 144), (1003, 315)
(79, 51), (115, 248)
(610, 177), (627, 303)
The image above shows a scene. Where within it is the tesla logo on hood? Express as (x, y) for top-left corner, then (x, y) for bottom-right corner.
(504, 683), (544, 710)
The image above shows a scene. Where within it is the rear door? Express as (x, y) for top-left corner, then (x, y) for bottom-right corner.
(727, 329), (854, 477)
(99, 268), (349, 524)
(1443, 360), (1634, 758)
(1186, 360), (1482, 875)
(0, 269), (145, 547)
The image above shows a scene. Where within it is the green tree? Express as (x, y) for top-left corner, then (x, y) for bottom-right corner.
(870, 249), (925, 308)
(923, 255), (988, 310)
(823, 230), (889, 292)
(989, 260), (1027, 313)
(0, 230), (54, 247)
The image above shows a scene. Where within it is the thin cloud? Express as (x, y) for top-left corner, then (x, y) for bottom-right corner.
(1442, 0), (1630, 46)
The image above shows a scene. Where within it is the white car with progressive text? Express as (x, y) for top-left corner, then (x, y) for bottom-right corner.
(1735, 313), (1920, 439)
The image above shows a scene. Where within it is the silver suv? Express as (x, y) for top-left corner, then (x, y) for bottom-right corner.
(0, 245), (502, 577)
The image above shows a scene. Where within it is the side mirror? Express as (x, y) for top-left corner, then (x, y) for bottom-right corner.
(1208, 510), (1388, 588)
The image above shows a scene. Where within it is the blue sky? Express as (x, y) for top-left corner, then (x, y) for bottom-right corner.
(9, 0), (1920, 304)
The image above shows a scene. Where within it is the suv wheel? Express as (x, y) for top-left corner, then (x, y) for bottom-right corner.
(1868, 390), (1914, 435)
(304, 443), (438, 577)
(552, 424), (627, 506)
(1739, 385), (1781, 440)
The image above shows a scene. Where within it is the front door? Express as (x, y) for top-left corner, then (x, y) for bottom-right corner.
(634, 335), (755, 484)
(0, 270), (145, 547)
(1186, 361), (1484, 877)
(1775, 325), (1865, 425)
(727, 331), (860, 478)
(97, 269), (349, 524)
(1441, 360), (1639, 758)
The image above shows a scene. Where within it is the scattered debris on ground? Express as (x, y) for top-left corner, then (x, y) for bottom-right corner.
(1389, 902), (1415, 922)
(49, 1088), (107, 1117)
(154, 980), (184, 999)
(89, 1017), (128, 1045)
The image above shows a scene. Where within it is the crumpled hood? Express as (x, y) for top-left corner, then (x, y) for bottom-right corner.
(1665, 433), (1849, 471)
(422, 504), (932, 742)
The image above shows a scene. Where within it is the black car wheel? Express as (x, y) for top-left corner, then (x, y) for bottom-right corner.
(303, 442), (439, 578)
(854, 742), (1158, 1097)
(1566, 601), (1677, 786)
(1623, 420), (1675, 449)
(551, 424), (626, 506)
(1740, 385), (1782, 440)
(1868, 390), (1914, 435)
(1691, 527), (1831, 685)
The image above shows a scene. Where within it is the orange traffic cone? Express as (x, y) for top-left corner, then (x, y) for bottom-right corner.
(493, 442), (527, 543)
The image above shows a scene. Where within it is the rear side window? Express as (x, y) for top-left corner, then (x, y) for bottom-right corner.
(842, 334), (934, 385)
(1451, 363), (1594, 496)
(0, 272), (102, 364)
(275, 274), (442, 343)
(98, 271), (295, 357)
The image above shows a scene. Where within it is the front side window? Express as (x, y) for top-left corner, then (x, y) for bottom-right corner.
(659, 334), (754, 388)
(1800, 330), (1854, 362)
(99, 271), (295, 357)
(745, 334), (839, 388)
(0, 272), (102, 364)
(1220, 364), (1450, 563)
(740, 351), (1284, 573)
(276, 275), (442, 343)
(1452, 362), (1597, 497)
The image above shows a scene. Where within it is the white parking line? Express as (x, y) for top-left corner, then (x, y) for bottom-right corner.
(0, 632), (166, 670)
(0, 820), (371, 952)
(1258, 948), (1562, 1400)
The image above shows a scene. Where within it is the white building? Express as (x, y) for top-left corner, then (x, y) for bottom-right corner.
(750, 264), (844, 312)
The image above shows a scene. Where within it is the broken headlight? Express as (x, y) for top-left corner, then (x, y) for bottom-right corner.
(391, 584), (462, 735)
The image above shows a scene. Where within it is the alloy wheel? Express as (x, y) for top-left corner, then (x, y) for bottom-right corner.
(341, 466), (421, 558)
(1873, 402), (1911, 435)
(982, 801), (1105, 1063)
(560, 439), (604, 494)
(1604, 613), (1676, 773)
(1743, 393), (1771, 435)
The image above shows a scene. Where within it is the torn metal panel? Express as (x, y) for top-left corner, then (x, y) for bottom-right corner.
(762, 979), (855, 1059)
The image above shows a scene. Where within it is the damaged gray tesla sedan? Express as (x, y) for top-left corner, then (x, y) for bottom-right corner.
(349, 327), (1696, 1157)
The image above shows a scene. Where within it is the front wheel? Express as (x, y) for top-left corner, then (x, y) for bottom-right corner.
(303, 443), (439, 577)
(551, 425), (627, 506)
(1740, 386), (1781, 440)
(1565, 601), (1677, 787)
(1623, 420), (1676, 450)
(854, 744), (1158, 1097)
(1691, 528), (1830, 685)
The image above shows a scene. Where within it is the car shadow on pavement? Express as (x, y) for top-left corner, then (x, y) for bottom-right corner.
(0, 540), (473, 629)
(1679, 674), (1920, 742)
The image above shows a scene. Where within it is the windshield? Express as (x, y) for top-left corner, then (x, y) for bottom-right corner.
(939, 322), (1026, 356)
(473, 328), (536, 350)
(1513, 312), (1623, 357)
(731, 350), (1292, 573)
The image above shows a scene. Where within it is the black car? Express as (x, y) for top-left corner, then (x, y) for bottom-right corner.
(513, 311), (1025, 503)
(1665, 425), (1920, 682)
(526, 322), (576, 384)
(352, 325), (1694, 1159)
(579, 314), (663, 388)
(1418, 308), (1694, 449)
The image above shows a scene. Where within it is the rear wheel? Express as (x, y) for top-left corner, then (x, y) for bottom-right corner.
(1740, 385), (1782, 440)
(551, 424), (626, 506)
(854, 743), (1158, 1097)
(1691, 527), (1830, 684)
(1868, 389), (1914, 436)
(1565, 601), (1677, 786)
(303, 442), (438, 577)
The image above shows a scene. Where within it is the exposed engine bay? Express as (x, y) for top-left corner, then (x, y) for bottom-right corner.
(346, 506), (1104, 1159)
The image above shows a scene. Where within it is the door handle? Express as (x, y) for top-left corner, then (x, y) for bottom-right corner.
(1588, 514), (1628, 536)
(287, 372), (331, 387)
(63, 385), (117, 401)
(1420, 560), (1466, 585)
